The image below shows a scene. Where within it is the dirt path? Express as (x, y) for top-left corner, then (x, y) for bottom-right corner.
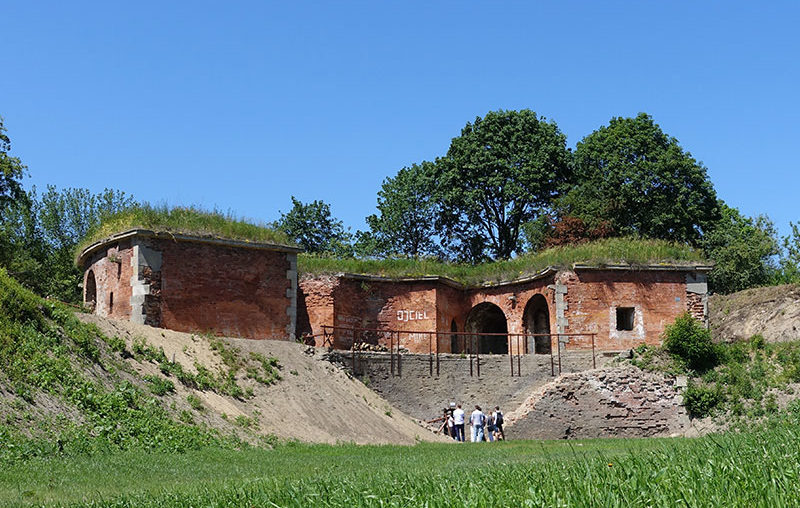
(79, 314), (447, 445)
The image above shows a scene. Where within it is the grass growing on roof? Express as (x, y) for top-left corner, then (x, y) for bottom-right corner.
(76, 205), (294, 262)
(299, 238), (706, 285)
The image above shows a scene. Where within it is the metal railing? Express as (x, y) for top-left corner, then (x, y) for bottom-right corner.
(313, 325), (597, 377)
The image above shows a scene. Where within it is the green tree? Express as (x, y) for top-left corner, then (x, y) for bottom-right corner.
(35, 186), (136, 302)
(777, 221), (800, 283)
(362, 161), (440, 258)
(702, 203), (779, 294)
(562, 113), (719, 245)
(435, 109), (571, 260)
(275, 197), (352, 256)
(0, 116), (26, 208)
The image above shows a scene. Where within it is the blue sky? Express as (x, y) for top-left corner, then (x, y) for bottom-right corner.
(2, 1), (798, 236)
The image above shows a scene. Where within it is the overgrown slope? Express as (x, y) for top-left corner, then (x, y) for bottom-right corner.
(0, 269), (438, 462)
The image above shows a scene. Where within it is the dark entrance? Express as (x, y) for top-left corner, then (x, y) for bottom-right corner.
(450, 319), (460, 353)
(523, 294), (551, 354)
(85, 270), (97, 311)
(464, 302), (508, 354)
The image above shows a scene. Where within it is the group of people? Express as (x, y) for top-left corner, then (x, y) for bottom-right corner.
(440, 403), (505, 442)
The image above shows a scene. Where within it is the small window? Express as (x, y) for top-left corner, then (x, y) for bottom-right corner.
(109, 292), (114, 314)
(616, 307), (634, 331)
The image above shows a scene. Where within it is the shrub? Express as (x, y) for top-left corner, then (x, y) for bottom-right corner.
(662, 313), (718, 372)
(684, 381), (722, 418)
(143, 375), (175, 396)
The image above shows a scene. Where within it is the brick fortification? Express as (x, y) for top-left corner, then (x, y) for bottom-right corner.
(298, 265), (711, 354)
(80, 230), (300, 340)
(81, 230), (709, 353)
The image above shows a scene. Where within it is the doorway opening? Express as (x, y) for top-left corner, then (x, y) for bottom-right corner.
(523, 294), (551, 354)
(464, 302), (508, 354)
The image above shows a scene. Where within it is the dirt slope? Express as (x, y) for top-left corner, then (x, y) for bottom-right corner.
(710, 284), (800, 342)
(79, 314), (445, 445)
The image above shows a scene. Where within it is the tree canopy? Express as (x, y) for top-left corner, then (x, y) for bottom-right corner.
(561, 113), (719, 246)
(359, 161), (440, 259)
(0, 116), (26, 209)
(275, 197), (352, 256)
(434, 109), (571, 260)
(702, 203), (779, 294)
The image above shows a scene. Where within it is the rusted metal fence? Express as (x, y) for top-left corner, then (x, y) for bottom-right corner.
(314, 325), (597, 378)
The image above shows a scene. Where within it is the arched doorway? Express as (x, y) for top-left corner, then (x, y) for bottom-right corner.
(523, 294), (551, 354)
(85, 270), (97, 312)
(450, 319), (460, 353)
(465, 302), (508, 354)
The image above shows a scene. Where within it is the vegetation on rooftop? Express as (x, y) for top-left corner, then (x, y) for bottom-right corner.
(299, 237), (706, 285)
(76, 205), (295, 262)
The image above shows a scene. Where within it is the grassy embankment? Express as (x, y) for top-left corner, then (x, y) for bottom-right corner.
(4, 415), (800, 507)
(75, 206), (704, 285)
(75, 205), (295, 259)
(299, 237), (706, 285)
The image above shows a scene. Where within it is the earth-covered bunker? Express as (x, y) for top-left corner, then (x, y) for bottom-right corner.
(78, 229), (301, 340)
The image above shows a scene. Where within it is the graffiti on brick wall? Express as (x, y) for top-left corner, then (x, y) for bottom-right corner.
(397, 310), (430, 322)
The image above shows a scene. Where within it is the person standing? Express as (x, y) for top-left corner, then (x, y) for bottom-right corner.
(492, 406), (505, 441)
(447, 410), (455, 440)
(452, 404), (465, 442)
(470, 405), (486, 442)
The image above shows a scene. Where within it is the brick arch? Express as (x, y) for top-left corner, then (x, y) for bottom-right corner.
(84, 269), (97, 312)
(464, 302), (508, 354)
(522, 293), (551, 354)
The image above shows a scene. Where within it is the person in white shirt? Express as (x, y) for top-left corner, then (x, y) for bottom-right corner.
(470, 405), (486, 442)
(452, 404), (465, 442)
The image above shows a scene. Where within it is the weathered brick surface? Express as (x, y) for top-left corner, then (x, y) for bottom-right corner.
(297, 275), (337, 341)
(506, 367), (690, 439)
(299, 268), (708, 354)
(84, 234), (296, 341)
(563, 270), (687, 350)
(158, 240), (292, 339)
(83, 240), (134, 320)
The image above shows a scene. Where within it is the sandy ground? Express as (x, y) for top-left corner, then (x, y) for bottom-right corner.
(79, 314), (447, 445)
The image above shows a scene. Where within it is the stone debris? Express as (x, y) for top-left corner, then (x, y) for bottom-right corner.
(506, 366), (690, 439)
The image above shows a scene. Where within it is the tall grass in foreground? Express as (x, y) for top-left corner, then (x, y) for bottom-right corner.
(5, 410), (800, 507)
(300, 238), (706, 285)
(75, 205), (293, 260)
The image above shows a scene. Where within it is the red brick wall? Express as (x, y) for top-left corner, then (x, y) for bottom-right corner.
(157, 240), (292, 340)
(83, 240), (134, 320)
(333, 278), (439, 351)
(297, 269), (704, 353)
(297, 275), (337, 346)
(564, 270), (687, 350)
(466, 278), (554, 355)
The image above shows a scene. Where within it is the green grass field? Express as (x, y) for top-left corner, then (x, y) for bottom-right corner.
(3, 417), (800, 508)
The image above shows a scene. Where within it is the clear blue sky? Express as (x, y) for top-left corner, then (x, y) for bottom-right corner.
(2, 1), (798, 236)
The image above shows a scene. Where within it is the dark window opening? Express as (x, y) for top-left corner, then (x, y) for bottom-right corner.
(616, 307), (635, 331)
(117, 261), (122, 279)
(109, 292), (114, 314)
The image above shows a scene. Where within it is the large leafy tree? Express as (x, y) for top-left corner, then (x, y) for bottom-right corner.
(702, 203), (779, 294)
(361, 161), (440, 258)
(435, 109), (571, 260)
(562, 113), (719, 245)
(35, 186), (136, 302)
(0, 116), (26, 209)
(275, 197), (352, 256)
